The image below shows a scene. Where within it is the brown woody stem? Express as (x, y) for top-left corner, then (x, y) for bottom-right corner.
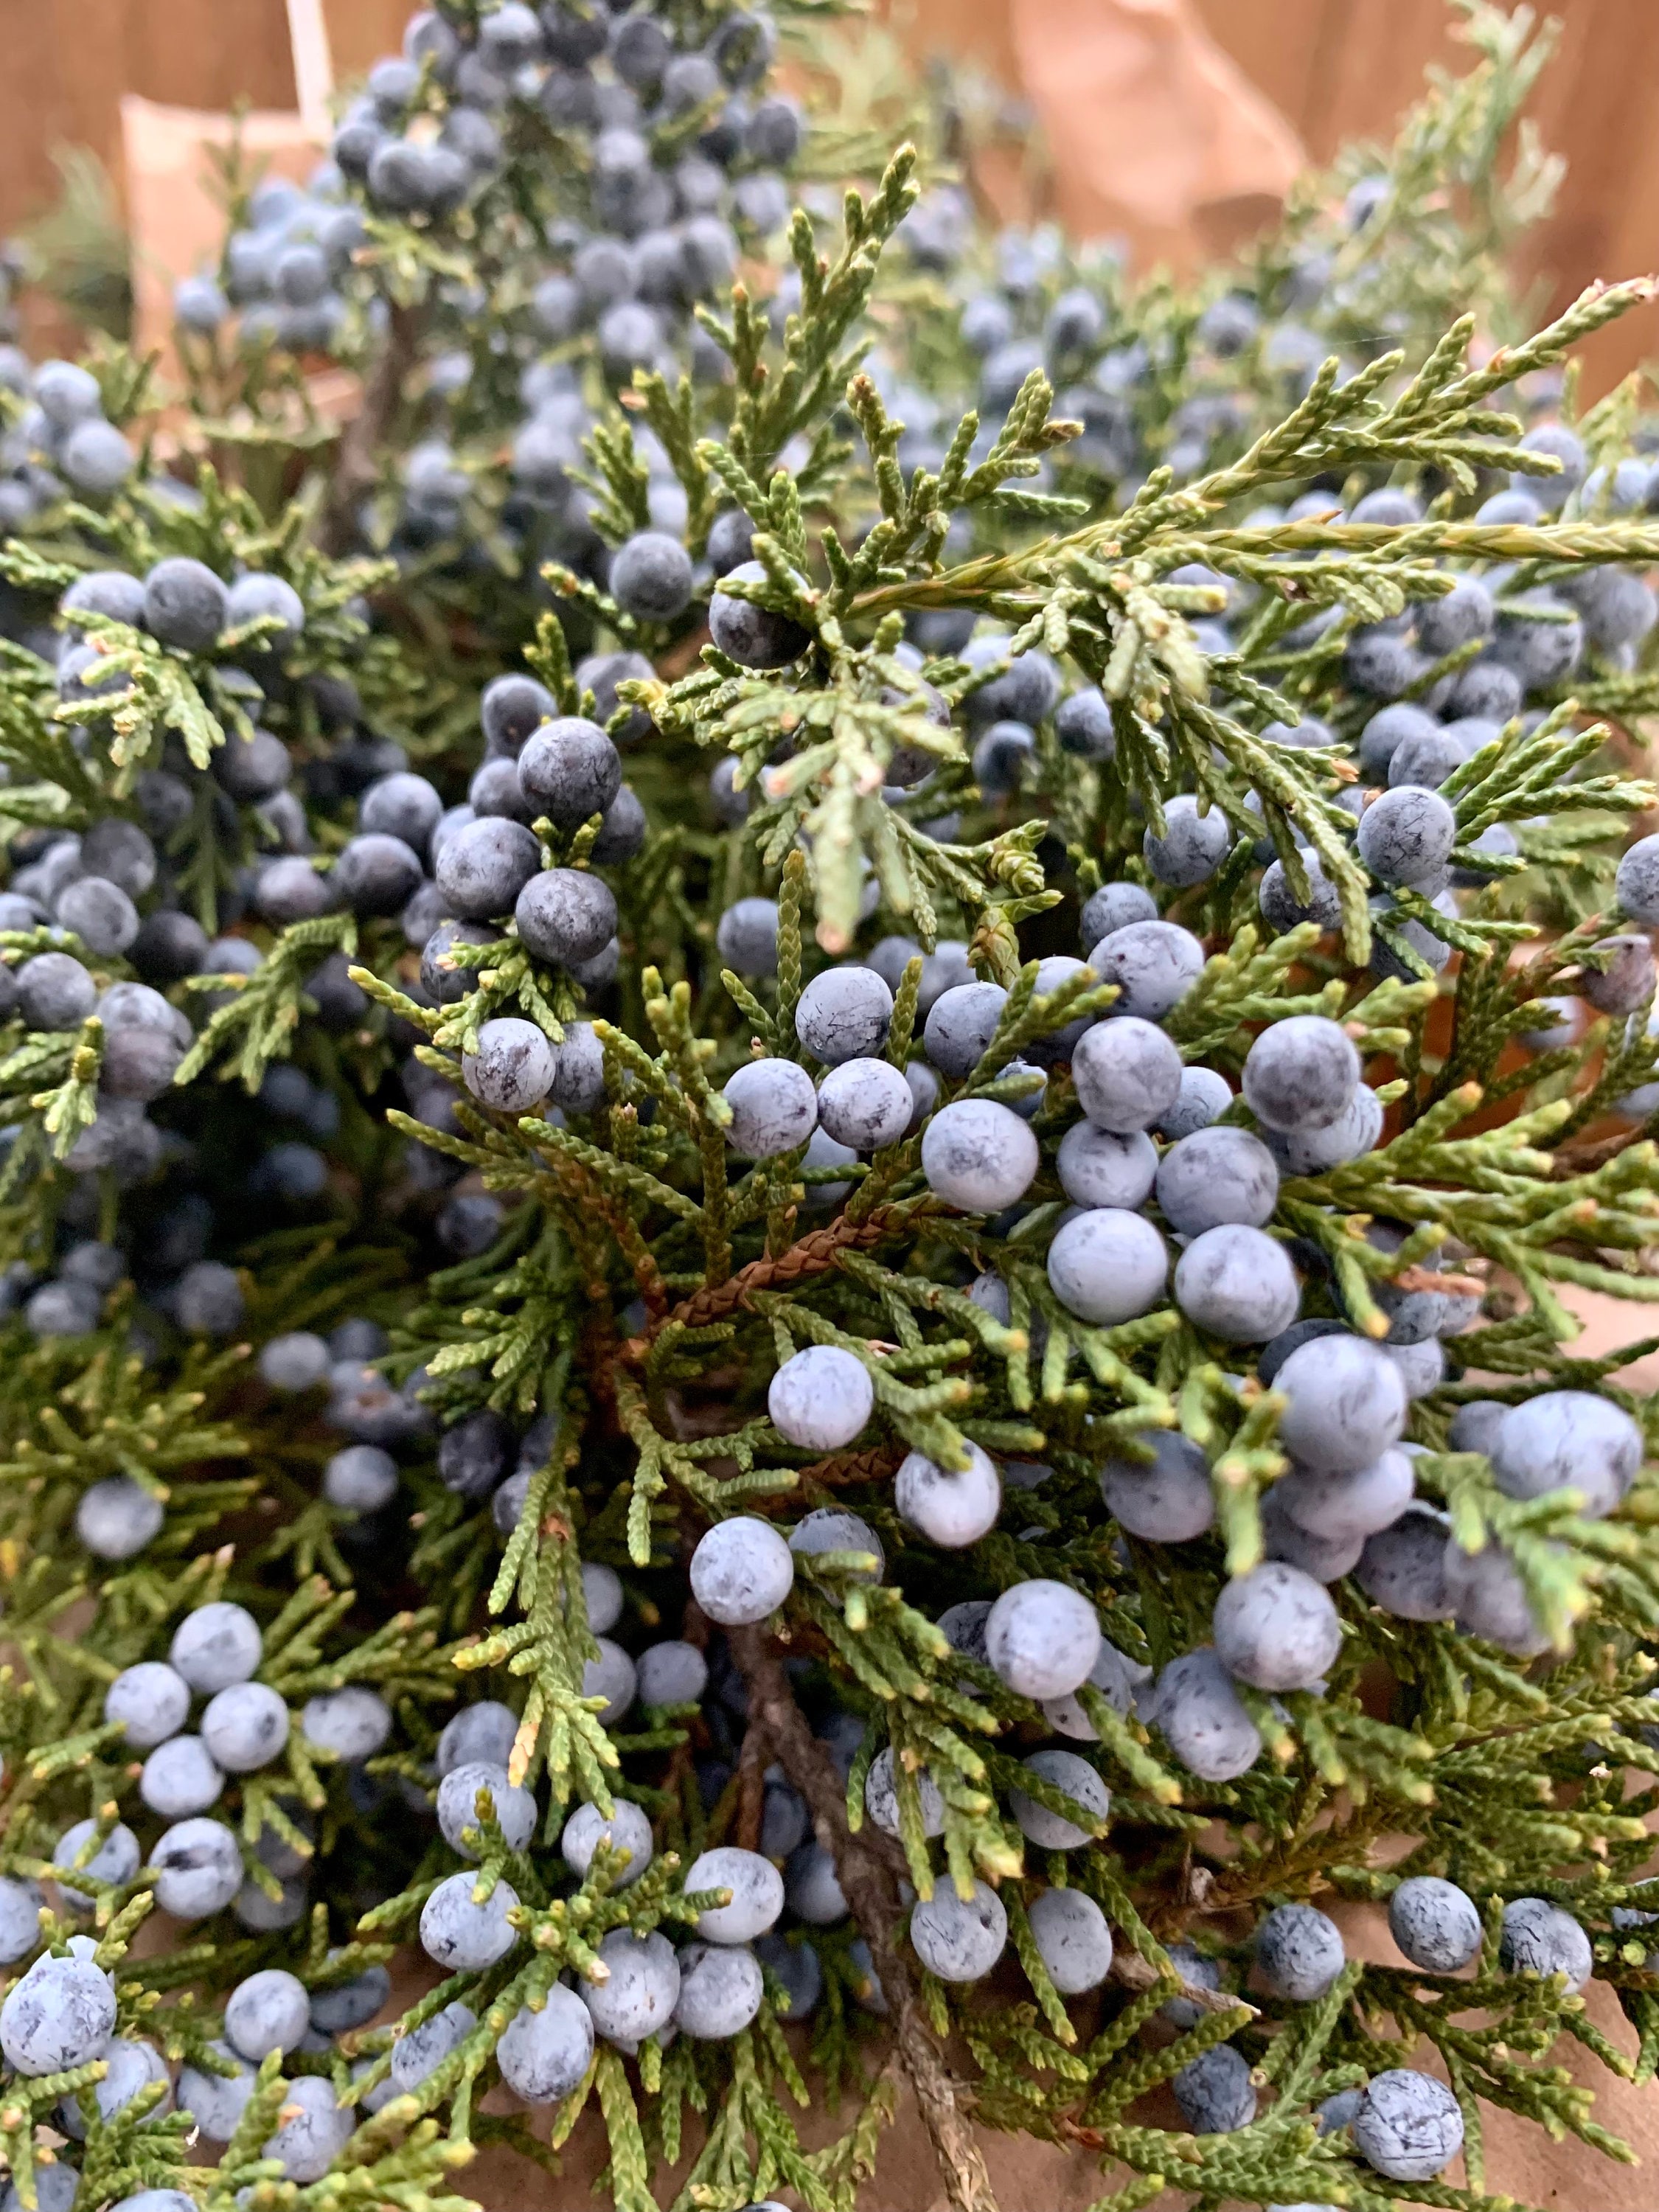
(728, 1623), (1002, 2212)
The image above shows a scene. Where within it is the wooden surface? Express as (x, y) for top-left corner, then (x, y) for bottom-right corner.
(1192, 0), (1659, 394)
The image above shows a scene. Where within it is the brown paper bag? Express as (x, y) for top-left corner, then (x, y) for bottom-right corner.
(902, 0), (1304, 265)
(1012, 0), (1303, 260)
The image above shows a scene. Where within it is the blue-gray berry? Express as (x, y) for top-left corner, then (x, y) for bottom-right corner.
(171, 1601), (262, 1692)
(1056, 1123), (1156, 1210)
(1101, 1431), (1214, 1543)
(1489, 1390), (1642, 1519)
(437, 1761), (537, 1855)
(1173, 2042), (1256, 2134)
(463, 1018), (555, 1113)
(1352, 2069), (1464, 2182)
(143, 558), (227, 653)
(796, 967), (893, 1063)
(1255, 1902), (1344, 2000)
(689, 1517), (794, 1624)
(1047, 1207), (1168, 1324)
(1145, 794), (1231, 887)
(0, 1951), (117, 2074)
(498, 1986), (594, 2102)
(419, 1871), (521, 1971)
(201, 1683), (289, 1773)
(1214, 1561), (1340, 1691)
(709, 563), (810, 667)
(1389, 1876), (1481, 1972)
(1243, 1015), (1359, 1133)
(1156, 1125), (1279, 1234)
(1175, 1224), (1300, 1341)
(985, 1579), (1102, 1700)
(435, 816), (543, 919)
(515, 868), (619, 965)
(518, 718), (622, 829)
(919, 1098), (1037, 1210)
(910, 1882), (1006, 1982)
(1088, 919), (1205, 1020)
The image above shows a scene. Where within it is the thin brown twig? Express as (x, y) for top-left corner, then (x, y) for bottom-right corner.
(728, 1623), (1002, 2212)
(616, 1203), (919, 1362)
(735, 1714), (766, 1851)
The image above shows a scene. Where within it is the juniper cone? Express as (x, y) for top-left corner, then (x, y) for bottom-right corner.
(1, 9), (1659, 2212)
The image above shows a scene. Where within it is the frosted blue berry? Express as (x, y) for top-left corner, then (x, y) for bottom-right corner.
(419, 1871), (521, 1971)
(264, 2073), (353, 2182)
(1, 1950), (117, 2074)
(1489, 1390), (1642, 1519)
(1355, 1506), (1454, 1621)
(1144, 794), (1231, 886)
(437, 1761), (538, 1855)
(1255, 1903), (1344, 2001)
(0, 1875), (44, 1962)
(1008, 1748), (1110, 1848)
(1101, 1431), (1214, 1543)
(1276, 1334), (1407, 1472)
(816, 1057), (912, 1149)
(611, 530), (695, 622)
(143, 558), (227, 653)
(1175, 1224), (1300, 1342)
(1056, 1123), (1156, 1210)
(201, 1683), (289, 1772)
(1173, 2042), (1256, 2134)
(920, 1098), (1037, 1210)
(1028, 1887), (1113, 1992)
(1500, 1896), (1591, 1988)
(170, 1601), (261, 1692)
(1156, 1125), (1279, 1234)
(150, 1818), (243, 1919)
(684, 1847), (785, 1944)
(709, 563), (810, 667)
(986, 1579), (1102, 1699)
(723, 1056), (818, 1158)
(689, 1517), (794, 1624)
(923, 981), (1006, 1078)
(675, 1941), (765, 2037)
(768, 1345), (873, 1451)
(1072, 1016), (1183, 1133)
(1442, 1538), (1550, 1656)
(1389, 1876), (1481, 1972)
(796, 966), (893, 1063)
(1214, 1561), (1341, 1691)
(76, 1476), (164, 1559)
(225, 1969), (310, 2062)
(562, 1799), (655, 1887)
(53, 1820), (140, 1914)
(1080, 881), (1158, 953)
(895, 1441), (1001, 1548)
(582, 1928), (681, 2046)
(1352, 2070), (1464, 2182)
(910, 1882), (1006, 1982)
(498, 1986), (594, 2102)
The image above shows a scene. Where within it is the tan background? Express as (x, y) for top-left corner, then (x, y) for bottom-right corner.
(7, 0), (1659, 390)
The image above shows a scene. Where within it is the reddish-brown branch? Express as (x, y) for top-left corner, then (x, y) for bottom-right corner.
(729, 1624), (1001, 2212)
(616, 1203), (916, 1363)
